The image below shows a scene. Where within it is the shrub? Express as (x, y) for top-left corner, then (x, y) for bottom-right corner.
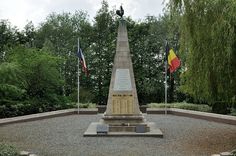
(174, 103), (211, 112)
(0, 144), (19, 156)
(212, 101), (230, 114)
(230, 109), (236, 116)
(0, 105), (6, 118)
(148, 103), (171, 108)
(79, 103), (96, 108)
(232, 101), (236, 109)
(233, 150), (236, 156)
(0, 96), (76, 118)
(147, 103), (211, 112)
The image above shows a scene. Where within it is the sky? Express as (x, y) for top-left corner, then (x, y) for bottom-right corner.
(0, 0), (168, 29)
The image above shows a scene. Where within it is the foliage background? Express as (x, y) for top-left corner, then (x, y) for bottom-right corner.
(0, 0), (235, 117)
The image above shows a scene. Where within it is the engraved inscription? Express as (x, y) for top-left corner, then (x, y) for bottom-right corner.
(112, 94), (134, 114)
(114, 69), (132, 91)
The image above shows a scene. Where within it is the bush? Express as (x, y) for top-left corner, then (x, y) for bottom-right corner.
(0, 99), (19, 118)
(0, 84), (26, 101)
(174, 103), (211, 112)
(79, 103), (96, 108)
(0, 96), (73, 118)
(0, 105), (7, 118)
(232, 101), (236, 109)
(148, 103), (211, 112)
(148, 103), (171, 108)
(0, 144), (19, 156)
(230, 109), (236, 116)
(212, 101), (230, 114)
(232, 150), (236, 156)
(0, 100), (37, 118)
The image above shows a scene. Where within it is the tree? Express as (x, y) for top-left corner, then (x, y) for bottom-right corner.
(89, 0), (117, 105)
(0, 62), (26, 102)
(8, 46), (65, 111)
(169, 0), (236, 105)
(128, 15), (178, 103)
(0, 20), (16, 62)
(35, 11), (92, 97)
(23, 21), (36, 47)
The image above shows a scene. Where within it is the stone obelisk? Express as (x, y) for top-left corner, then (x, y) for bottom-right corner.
(84, 17), (163, 137)
(104, 19), (141, 117)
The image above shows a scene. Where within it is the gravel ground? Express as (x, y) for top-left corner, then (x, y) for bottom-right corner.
(0, 114), (236, 156)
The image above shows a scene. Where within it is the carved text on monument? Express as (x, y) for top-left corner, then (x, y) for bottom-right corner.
(114, 69), (132, 91)
(112, 95), (134, 114)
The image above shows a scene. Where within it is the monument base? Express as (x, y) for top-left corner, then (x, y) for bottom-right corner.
(84, 119), (163, 137)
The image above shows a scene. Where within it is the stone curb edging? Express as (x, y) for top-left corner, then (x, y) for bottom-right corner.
(0, 108), (97, 126)
(0, 108), (236, 126)
(20, 150), (38, 156)
(211, 149), (236, 156)
(146, 108), (236, 125)
(169, 108), (236, 125)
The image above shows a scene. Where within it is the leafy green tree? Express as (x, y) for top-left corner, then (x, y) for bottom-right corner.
(8, 46), (62, 97)
(35, 11), (92, 97)
(169, 0), (236, 105)
(89, 0), (117, 104)
(24, 21), (36, 47)
(0, 20), (17, 62)
(0, 42), (77, 117)
(0, 62), (26, 102)
(128, 15), (177, 103)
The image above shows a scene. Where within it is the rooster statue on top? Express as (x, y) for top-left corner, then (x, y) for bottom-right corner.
(116, 5), (124, 18)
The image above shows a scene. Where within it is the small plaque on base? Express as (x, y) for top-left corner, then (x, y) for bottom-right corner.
(136, 125), (146, 133)
(96, 124), (109, 134)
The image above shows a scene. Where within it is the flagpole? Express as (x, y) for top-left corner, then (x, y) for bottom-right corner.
(165, 59), (168, 115)
(77, 38), (80, 114)
(165, 41), (168, 115)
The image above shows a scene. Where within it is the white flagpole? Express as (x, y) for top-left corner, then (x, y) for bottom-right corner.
(77, 38), (80, 114)
(165, 41), (168, 115)
(165, 59), (168, 115)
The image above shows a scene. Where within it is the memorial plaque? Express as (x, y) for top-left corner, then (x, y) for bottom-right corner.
(96, 124), (109, 134)
(136, 125), (146, 133)
(114, 69), (132, 91)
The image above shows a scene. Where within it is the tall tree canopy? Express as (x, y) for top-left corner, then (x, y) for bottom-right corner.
(169, 0), (236, 104)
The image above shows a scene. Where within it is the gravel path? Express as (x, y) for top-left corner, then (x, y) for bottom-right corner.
(0, 114), (236, 156)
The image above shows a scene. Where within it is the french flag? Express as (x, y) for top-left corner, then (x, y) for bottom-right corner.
(77, 48), (88, 76)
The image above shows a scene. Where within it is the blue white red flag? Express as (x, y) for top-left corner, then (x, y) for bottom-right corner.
(77, 48), (88, 75)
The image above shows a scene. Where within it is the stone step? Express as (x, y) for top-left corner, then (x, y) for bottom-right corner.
(109, 125), (150, 132)
(220, 152), (233, 156)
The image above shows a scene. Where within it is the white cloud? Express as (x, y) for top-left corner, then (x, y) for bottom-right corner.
(0, 0), (167, 29)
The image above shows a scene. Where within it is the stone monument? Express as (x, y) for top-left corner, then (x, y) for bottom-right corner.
(84, 8), (163, 137)
(102, 19), (146, 130)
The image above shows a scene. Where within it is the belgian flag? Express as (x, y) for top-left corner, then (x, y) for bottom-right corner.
(166, 42), (181, 73)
